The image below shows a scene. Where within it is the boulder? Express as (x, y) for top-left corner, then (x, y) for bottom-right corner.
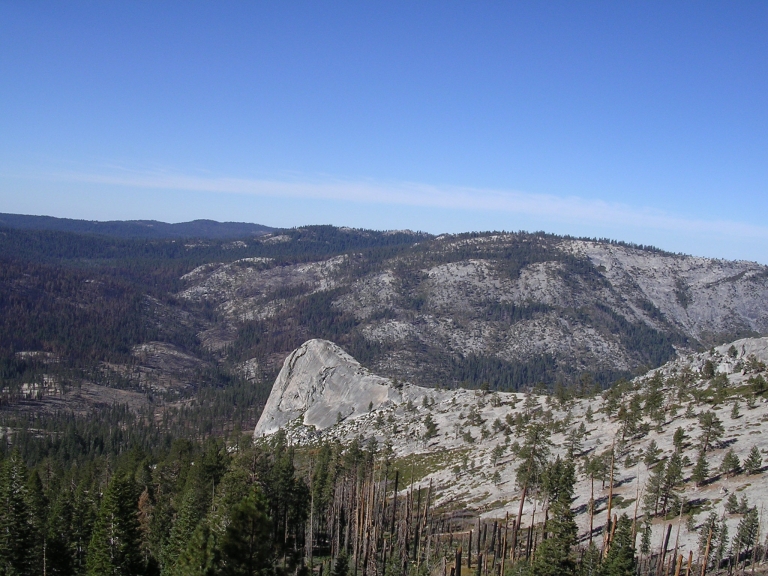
(254, 339), (400, 436)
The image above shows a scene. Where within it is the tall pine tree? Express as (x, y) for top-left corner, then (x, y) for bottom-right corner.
(0, 451), (37, 576)
(219, 488), (274, 576)
(601, 515), (636, 576)
(532, 457), (577, 576)
(86, 473), (143, 576)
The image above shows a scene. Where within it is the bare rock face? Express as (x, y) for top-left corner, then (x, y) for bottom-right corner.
(254, 339), (401, 436)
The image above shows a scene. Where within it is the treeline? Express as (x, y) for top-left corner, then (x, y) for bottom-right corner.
(0, 431), (309, 576)
(0, 425), (626, 576)
(0, 226), (426, 268)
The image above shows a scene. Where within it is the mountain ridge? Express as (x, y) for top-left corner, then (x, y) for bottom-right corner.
(0, 212), (276, 239)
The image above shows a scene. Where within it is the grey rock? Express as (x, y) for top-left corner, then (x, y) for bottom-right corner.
(254, 339), (401, 436)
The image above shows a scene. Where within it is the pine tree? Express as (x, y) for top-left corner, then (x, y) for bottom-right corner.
(0, 451), (37, 575)
(643, 440), (661, 468)
(219, 489), (273, 576)
(734, 507), (759, 568)
(698, 411), (724, 452)
(25, 469), (47, 574)
(698, 513), (719, 560)
(642, 463), (663, 517)
(532, 457), (577, 576)
(743, 446), (762, 474)
(601, 515), (636, 576)
(72, 481), (98, 573)
(720, 450), (741, 477)
(86, 473), (143, 576)
(691, 451), (709, 486)
(565, 424), (585, 458)
(713, 518), (729, 570)
(491, 444), (505, 467)
(673, 427), (686, 451)
(422, 413), (438, 441)
(580, 543), (601, 576)
(640, 520), (652, 555)
(171, 521), (220, 576)
(163, 474), (210, 572)
(47, 488), (77, 576)
(658, 453), (684, 515)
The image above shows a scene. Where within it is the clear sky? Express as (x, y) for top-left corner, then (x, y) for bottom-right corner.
(1, 2), (767, 262)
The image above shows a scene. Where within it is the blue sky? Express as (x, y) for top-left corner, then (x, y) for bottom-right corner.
(1, 2), (767, 262)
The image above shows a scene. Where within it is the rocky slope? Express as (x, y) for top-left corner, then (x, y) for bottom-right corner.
(256, 336), (768, 558)
(187, 232), (768, 387)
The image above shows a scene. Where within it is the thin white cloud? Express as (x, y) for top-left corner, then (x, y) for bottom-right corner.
(56, 169), (768, 241)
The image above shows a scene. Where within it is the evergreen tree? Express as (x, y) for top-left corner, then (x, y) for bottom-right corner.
(713, 518), (729, 570)
(601, 515), (636, 576)
(219, 489), (274, 576)
(532, 457), (577, 576)
(672, 427), (686, 451)
(515, 423), (551, 491)
(565, 426), (584, 459)
(698, 513), (719, 561)
(0, 451), (37, 576)
(734, 507), (759, 568)
(640, 521), (652, 555)
(698, 411), (724, 452)
(25, 469), (46, 574)
(85, 473), (143, 576)
(642, 440), (661, 468)
(162, 472), (210, 574)
(579, 543), (601, 576)
(659, 452), (684, 515)
(744, 446), (762, 474)
(422, 413), (438, 441)
(171, 521), (220, 576)
(71, 481), (98, 573)
(46, 488), (77, 576)
(720, 450), (741, 477)
(725, 494), (739, 514)
(642, 463), (663, 518)
(491, 444), (505, 467)
(691, 451), (709, 486)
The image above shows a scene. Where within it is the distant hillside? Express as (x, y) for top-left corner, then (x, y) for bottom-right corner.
(0, 212), (275, 239)
(0, 225), (766, 433)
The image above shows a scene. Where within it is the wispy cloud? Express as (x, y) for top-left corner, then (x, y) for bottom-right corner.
(57, 168), (768, 241)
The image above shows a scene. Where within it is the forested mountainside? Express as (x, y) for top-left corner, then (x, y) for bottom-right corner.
(1, 223), (767, 432)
